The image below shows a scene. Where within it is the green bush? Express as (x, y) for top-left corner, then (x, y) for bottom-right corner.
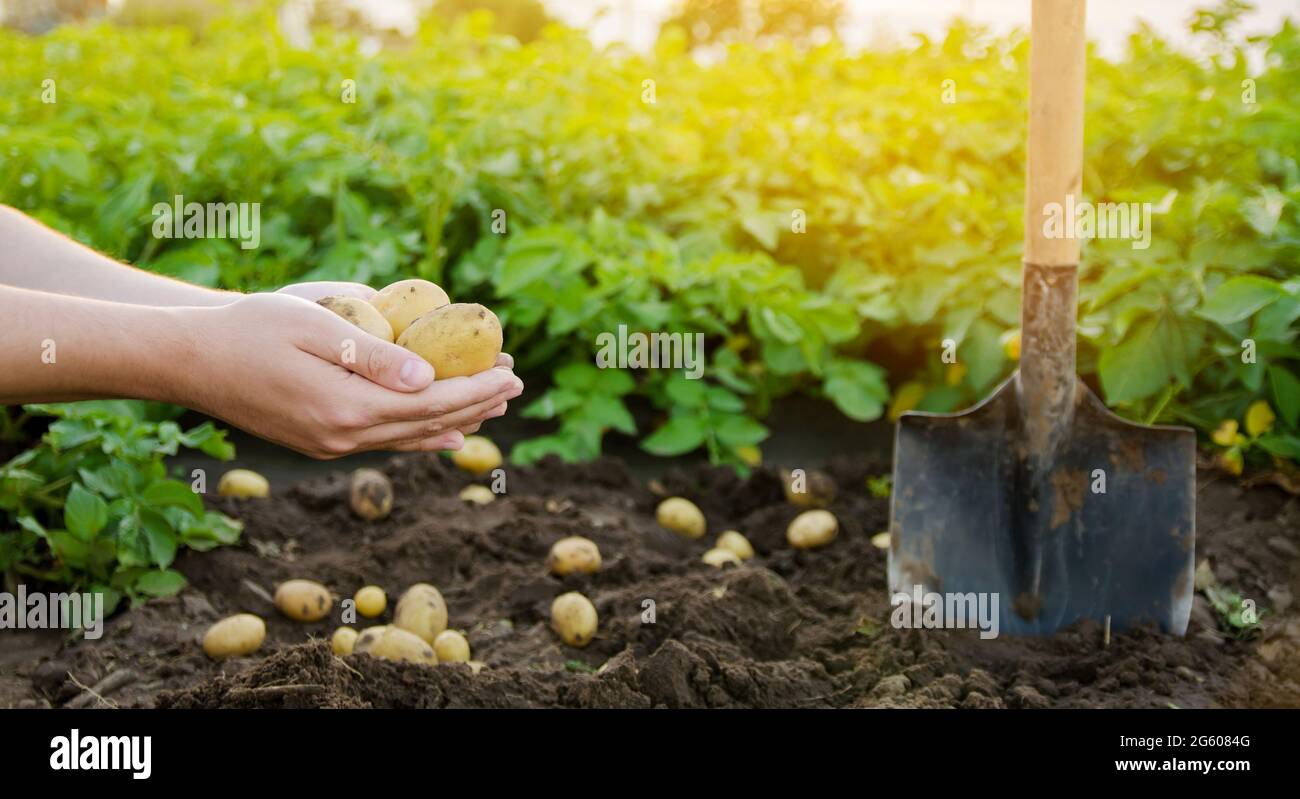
(0, 4), (1297, 475)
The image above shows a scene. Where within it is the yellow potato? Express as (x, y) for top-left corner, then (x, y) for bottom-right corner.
(316, 295), (394, 342)
(349, 468), (393, 521)
(701, 547), (742, 568)
(781, 469), (837, 508)
(458, 484), (496, 504)
(787, 510), (838, 550)
(331, 626), (359, 656)
(217, 469), (269, 498)
(870, 531), (891, 550)
(393, 583), (448, 644)
(353, 625), (437, 665)
(451, 435), (503, 474)
(397, 303), (502, 379)
(371, 279), (450, 338)
(551, 592), (598, 648)
(354, 585), (386, 618)
(547, 536), (601, 576)
(201, 613), (265, 659)
(433, 630), (471, 663)
(715, 530), (754, 560)
(274, 579), (333, 622)
(656, 497), (706, 539)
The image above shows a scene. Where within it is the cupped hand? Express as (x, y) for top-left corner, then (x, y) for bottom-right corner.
(275, 281), (377, 303)
(177, 293), (522, 459)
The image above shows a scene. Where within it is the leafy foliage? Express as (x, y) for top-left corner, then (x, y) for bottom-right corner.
(0, 3), (1296, 472)
(0, 402), (239, 611)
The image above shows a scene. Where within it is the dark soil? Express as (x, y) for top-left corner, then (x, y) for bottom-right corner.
(3, 454), (1298, 709)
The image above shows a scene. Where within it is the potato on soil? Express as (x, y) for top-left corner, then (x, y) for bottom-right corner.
(354, 585), (386, 618)
(202, 614), (265, 659)
(397, 302), (502, 379)
(353, 625), (437, 665)
(393, 583), (448, 643)
(316, 295), (394, 342)
(433, 630), (471, 663)
(451, 435), (502, 474)
(370, 278), (450, 338)
(781, 469), (837, 507)
(218, 469), (269, 498)
(458, 484), (495, 504)
(787, 510), (838, 549)
(715, 530), (754, 560)
(331, 626), (359, 656)
(701, 547), (742, 568)
(349, 468), (393, 521)
(551, 592), (598, 648)
(656, 497), (706, 538)
(274, 579), (333, 622)
(547, 536), (601, 576)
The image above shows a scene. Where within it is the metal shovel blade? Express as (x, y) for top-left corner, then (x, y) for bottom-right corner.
(887, 374), (1196, 636)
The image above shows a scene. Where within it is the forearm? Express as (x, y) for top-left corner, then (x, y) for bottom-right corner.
(0, 284), (193, 405)
(0, 204), (237, 307)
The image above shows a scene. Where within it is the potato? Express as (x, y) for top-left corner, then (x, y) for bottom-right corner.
(551, 592), (598, 648)
(458, 484), (496, 504)
(354, 585), (386, 618)
(781, 469), (837, 508)
(274, 579), (333, 622)
(331, 626), (359, 656)
(201, 613), (265, 659)
(371, 279), (450, 338)
(715, 530), (754, 560)
(217, 469), (269, 499)
(349, 468), (393, 521)
(870, 531), (891, 550)
(393, 583), (448, 644)
(353, 625), (437, 665)
(547, 536), (601, 576)
(787, 509), (838, 549)
(701, 547), (742, 568)
(451, 435), (502, 474)
(397, 303), (502, 379)
(656, 497), (706, 539)
(433, 630), (471, 663)
(317, 295), (394, 342)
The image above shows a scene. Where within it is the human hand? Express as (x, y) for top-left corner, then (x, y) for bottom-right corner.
(275, 281), (377, 303)
(173, 293), (523, 458)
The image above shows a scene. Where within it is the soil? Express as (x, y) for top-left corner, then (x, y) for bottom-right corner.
(2, 453), (1298, 709)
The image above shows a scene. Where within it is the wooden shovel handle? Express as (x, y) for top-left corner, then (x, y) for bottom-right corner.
(1024, 0), (1087, 266)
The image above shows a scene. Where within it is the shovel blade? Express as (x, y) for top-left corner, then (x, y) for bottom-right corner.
(888, 375), (1195, 636)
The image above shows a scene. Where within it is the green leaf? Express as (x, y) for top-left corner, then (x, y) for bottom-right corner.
(641, 416), (707, 457)
(714, 414), (768, 447)
(64, 485), (108, 542)
(134, 568), (187, 598)
(141, 479), (205, 517)
(1198, 276), (1285, 326)
(1268, 365), (1300, 429)
(824, 360), (889, 422)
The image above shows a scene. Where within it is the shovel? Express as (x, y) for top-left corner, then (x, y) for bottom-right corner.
(887, 0), (1195, 636)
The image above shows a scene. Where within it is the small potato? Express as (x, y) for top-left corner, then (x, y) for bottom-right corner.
(715, 530), (754, 560)
(451, 435), (502, 474)
(354, 625), (437, 665)
(393, 583), (448, 644)
(371, 278), (450, 338)
(433, 630), (471, 663)
(218, 469), (269, 499)
(349, 468), (393, 521)
(331, 626), (359, 656)
(870, 531), (891, 550)
(202, 613), (265, 659)
(397, 302), (502, 379)
(551, 592), (598, 648)
(317, 295), (394, 342)
(782, 469), (837, 508)
(354, 585), (386, 618)
(656, 497), (706, 539)
(787, 509), (838, 550)
(701, 547), (742, 568)
(274, 579), (333, 622)
(547, 536), (601, 576)
(458, 484), (496, 504)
